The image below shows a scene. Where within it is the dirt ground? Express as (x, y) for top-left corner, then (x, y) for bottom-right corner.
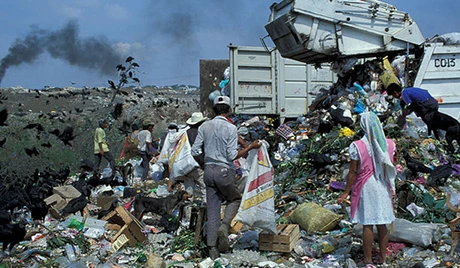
(0, 86), (200, 176)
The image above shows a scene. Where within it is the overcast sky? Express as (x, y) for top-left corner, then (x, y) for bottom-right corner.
(0, 0), (459, 89)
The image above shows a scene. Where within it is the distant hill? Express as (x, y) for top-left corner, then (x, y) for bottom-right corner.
(0, 86), (200, 177)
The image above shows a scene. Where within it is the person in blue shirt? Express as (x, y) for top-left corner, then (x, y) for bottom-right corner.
(386, 83), (439, 126)
(386, 83), (438, 114)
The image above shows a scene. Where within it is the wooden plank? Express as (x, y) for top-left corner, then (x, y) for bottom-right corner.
(115, 207), (134, 224)
(288, 225), (300, 239)
(264, 235), (291, 244)
(194, 207), (206, 245)
(259, 242), (291, 253)
(289, 232), (300, 250)
(280, 224), (296, 235)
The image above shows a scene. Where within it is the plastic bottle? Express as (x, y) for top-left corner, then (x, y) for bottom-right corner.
(64, 244), (77, 262)
(287, 147), (299, 159)
(213, 260), (224, 268)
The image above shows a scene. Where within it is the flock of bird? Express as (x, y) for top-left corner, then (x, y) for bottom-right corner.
(0, 108), (77, 156)
(0, 85), (201, 255)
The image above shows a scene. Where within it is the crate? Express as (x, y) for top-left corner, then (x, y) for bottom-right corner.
(259, 224), (300, 253)
(102, 207), (146, 250)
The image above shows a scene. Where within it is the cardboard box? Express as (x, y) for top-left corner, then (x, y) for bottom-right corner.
(259, 224), (300, 253)
(102, 207), (146, 251)
(44, 194), (66, 208)
(45, 193), (74, 219)
(44, 194), (68, 219)
(97, 196), (118, 211)
(53, 185), (82, 199)
(45, 185), (84, 219)
(229, 217), (244, 234)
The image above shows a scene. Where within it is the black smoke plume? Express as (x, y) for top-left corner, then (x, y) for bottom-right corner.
(0, 20), (123, 85)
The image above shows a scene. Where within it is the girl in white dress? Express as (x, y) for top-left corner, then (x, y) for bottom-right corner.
(337, 111), (397, 265)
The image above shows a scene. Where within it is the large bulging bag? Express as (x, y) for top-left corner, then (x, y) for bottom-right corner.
(158, 128), (198, 179)
(235, 141), (276, 234)
(290, 202), (342, 234)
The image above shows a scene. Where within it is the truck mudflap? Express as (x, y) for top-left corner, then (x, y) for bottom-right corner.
(265, 0), (425, 64)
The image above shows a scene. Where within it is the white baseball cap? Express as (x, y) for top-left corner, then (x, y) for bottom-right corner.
(213, 95), (231, 107)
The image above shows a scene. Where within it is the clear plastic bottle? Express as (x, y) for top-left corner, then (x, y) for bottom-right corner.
(64, 244), (77, 262)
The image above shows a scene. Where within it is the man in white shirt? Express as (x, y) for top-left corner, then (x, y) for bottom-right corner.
(138, 120), (154, 180)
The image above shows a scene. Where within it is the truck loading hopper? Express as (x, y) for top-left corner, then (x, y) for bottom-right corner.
(265, 0), (425, 64)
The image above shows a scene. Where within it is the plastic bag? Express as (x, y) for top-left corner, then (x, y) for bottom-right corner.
(406, 203), (425, 217)
(331, 57), (357, 77)
(102, 167), (112, 178)
(353, 99), (365, 114)
(221, 84), (230, 97)
(158, 128), (199, 179)
(219, 79), (229, 89)
(353, 218), (441, 248)
(150, 163), (165, 181)
(235, 141), (276, 234)
(223, 66), (230, 80)
(391, 55), (406, 85)
(403, 117), (421, 140)
(208, 89), (222, 102)
(433, 32), (460, 45)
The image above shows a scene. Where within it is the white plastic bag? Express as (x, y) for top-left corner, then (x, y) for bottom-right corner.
(434, 32), (460, 45)
(158, 127), (199, 179)
(102, 167), (112, 178)
(354, 218), (441, 248)
(150, 163), (165, 181)
(235, 141), (276, 234)
(223, 66), (230, 80)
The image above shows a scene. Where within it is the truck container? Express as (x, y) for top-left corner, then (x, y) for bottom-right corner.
(264, 0), (425, 64)
(412, 42), (460, 119)
(265, 0), (460, 120)
(229, 45), (336, 121)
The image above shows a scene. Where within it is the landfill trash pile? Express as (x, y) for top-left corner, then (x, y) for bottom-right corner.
(1, 59), (460, 267)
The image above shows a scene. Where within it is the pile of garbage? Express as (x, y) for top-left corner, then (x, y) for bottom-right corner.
(2, 58), (460, 268)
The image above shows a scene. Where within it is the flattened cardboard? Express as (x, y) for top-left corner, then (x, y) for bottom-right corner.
(53, 185), (82, 199)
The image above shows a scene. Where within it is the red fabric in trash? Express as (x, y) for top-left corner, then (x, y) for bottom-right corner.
(373, 242), (406, 258)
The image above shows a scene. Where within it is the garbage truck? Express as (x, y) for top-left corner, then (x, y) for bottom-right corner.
(228, 45), (336, 121)
(264, 0), (460, 119)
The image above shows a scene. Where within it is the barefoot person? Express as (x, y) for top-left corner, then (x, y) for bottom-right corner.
(337, 111), (397, 265)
